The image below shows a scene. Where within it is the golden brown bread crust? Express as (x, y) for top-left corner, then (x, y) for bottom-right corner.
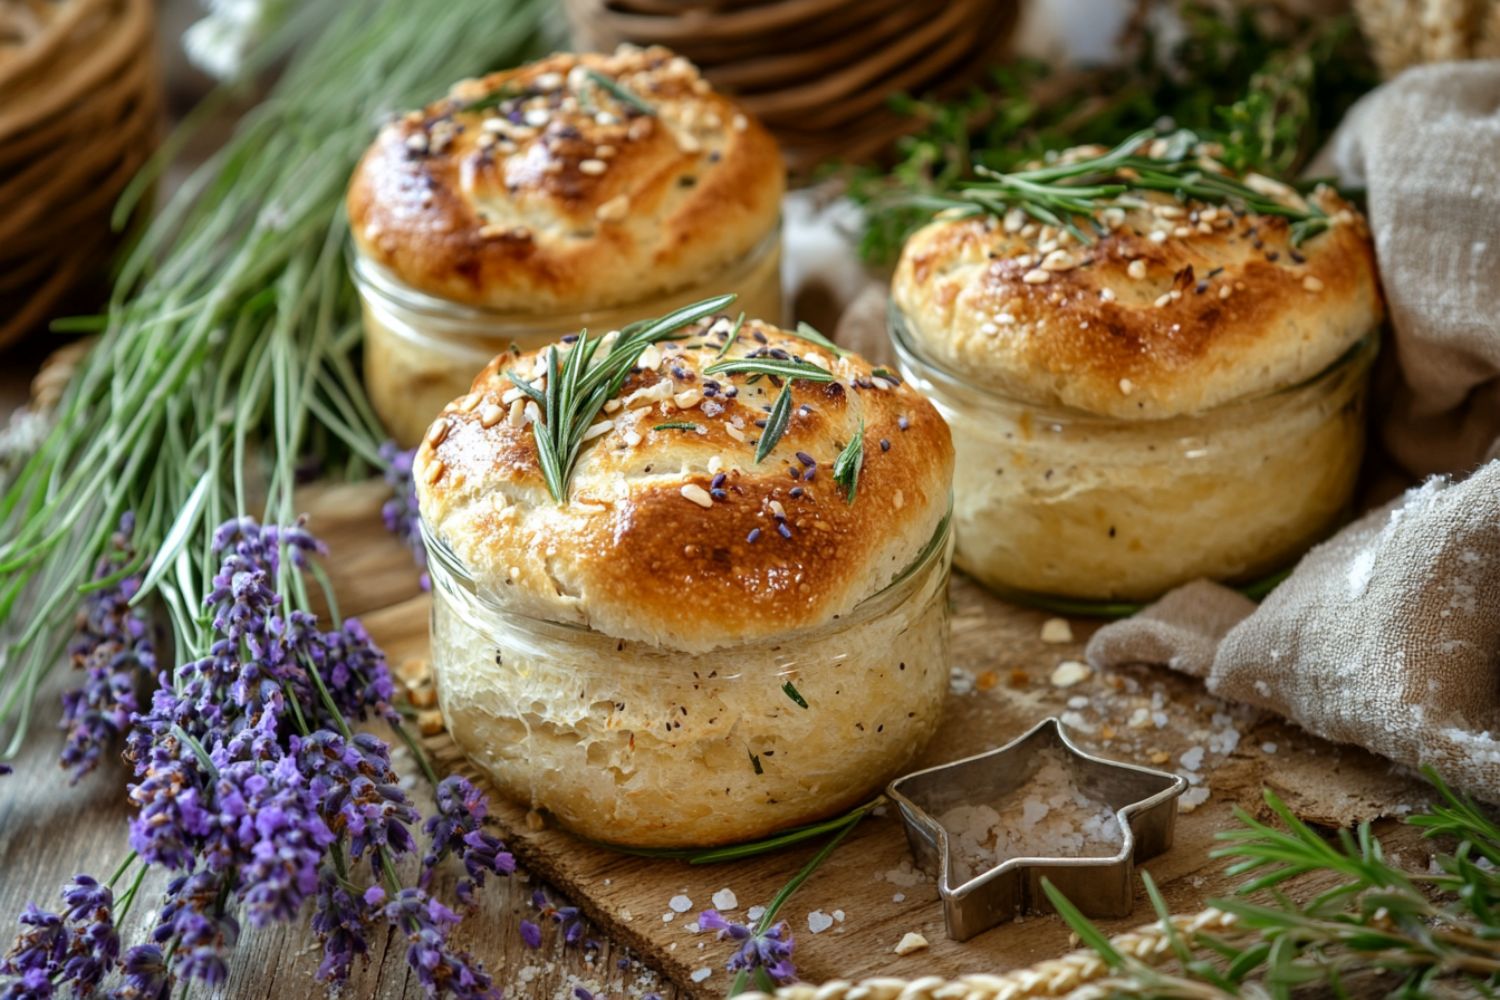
(347, 46), (784, 313)
(891, 183), (1383, 419)
(414, 318), (954, 651)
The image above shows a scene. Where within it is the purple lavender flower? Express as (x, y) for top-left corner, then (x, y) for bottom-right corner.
(295, 730), (418, 861)
(0, 764), (10, 777)
(376, 888), (497, 1000)
(527, 889), (587, 948)
(153, 872), (239, 988)
(699, 909), (796, 984)
(111, 944), (168, 999)
(60, 514), (156, 782)
(421, 777), (514, 905)
(310, 873), (378, 984)
(312, 619), (400, 726)
(380, 442), (430, 591)
(125, 729), (212, 870)
(519, 920), (542, 950)
(1, 876), (119, 999)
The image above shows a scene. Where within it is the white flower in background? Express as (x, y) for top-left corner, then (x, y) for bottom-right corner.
(182, 0), (284, 80)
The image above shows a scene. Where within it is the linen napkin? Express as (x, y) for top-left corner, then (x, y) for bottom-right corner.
(1088, 63), (1500, 805)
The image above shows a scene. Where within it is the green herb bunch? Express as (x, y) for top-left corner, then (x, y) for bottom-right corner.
(844, 2), (1377, 263)
(0, 0), (549, 753)
(1045, 769), (1500, 998)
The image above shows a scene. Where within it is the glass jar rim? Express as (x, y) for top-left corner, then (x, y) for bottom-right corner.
(420, 500), (953, 645)
(350, 221), (782, 329)
(888, 298), (1378, 422)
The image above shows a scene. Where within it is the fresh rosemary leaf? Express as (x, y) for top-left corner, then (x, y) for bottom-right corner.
(704, 357), (834, 383)
(715, 311), (746, 358)
(653, 422), (701, 432)
(781, 680), (809, 709)
(585, 68), (655, 116)
(460, 82), (523, 113)
(793, 321), (849, 358)
(832, 419), (864, 504)
(755, 383), (794, 464)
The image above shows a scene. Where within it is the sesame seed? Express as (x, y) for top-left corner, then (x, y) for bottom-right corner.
(681, 484), (713, 509)
(1127, 260), (1147, 280)
(1302, 275), (1324, 292)
(1022, 268), (1051, 284)
(478, 403), (504, 428)
(1154, 292), (1173, 308)
(1099, 288), (1116, 302)
(1149, 230), (1168, 244)
(579, 158), (607, 175)
(1219, 285), (1233, 300)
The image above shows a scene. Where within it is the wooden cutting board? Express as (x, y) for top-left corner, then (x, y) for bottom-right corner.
(306, 479), (1435, 996)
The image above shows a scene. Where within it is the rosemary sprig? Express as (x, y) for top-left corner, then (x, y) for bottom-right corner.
(584, 68), (655, 116)
(831, 420), (864, 505)
(1045, 768), (1500, 997)
(653, 422), (701, 432)
(934, 129), (1330, 246)
(703, 357), (835, 384)
(511, 295), (735, 501)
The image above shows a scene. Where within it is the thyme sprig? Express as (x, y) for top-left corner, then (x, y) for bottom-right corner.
(510, 295), (734, 501)
(930, 129), (1330, 246)
(1045, 768), (1500, 997)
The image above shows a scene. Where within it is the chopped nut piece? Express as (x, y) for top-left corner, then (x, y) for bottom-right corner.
(680, 483), (713, 509)
(1022, 268), (1051, 285)
(894, 932), (930, 956)
(1127, 259), (1148, 280)
(478, 403), (504, 428)
(1302, 275), (1325, 292)
(1040, 618), (1074, 644)
(1050, 660), (1091, 688)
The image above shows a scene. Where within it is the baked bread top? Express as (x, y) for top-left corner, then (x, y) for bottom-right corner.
(414, 314), (954, 652)
(891, 162), (1382, 420)
(347, 46), (784, 313)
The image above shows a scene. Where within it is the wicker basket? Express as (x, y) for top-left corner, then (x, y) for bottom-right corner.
(1353, 0), (1500, 76)
(0, 0), (161, 348)
(565, 0), (1019, 175)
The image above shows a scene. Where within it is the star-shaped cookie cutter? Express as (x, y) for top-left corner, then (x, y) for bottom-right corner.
(887, 717), (1188, 941)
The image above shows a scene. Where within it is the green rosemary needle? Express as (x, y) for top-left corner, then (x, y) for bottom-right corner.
(793, 321), (849, 358)
(832, 419), (864, 504)
(715, 311), (746, 359)
(653, 422), (701, 432)
(755, 384), (794, 464)
(585, 68), (655, 116)
(703, 357), (835, 383)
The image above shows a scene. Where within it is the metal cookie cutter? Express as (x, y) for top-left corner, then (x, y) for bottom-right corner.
(887, 717), (1188, 941)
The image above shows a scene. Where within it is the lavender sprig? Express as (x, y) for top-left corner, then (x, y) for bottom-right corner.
(699, 910), (796, 985)
(59, 514), (156, 783)
(380, 442), (429, 591)
(0, 877), (120, 999)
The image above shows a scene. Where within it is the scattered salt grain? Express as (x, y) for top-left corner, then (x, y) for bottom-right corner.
(711, 888), (738, 911)
(892, 893), (906, 903)
(894, 932), (930, 956)
(1179, 747), (1205, 772)
(1179, 787), (1211, 812)
(807, 911), (835, 934)
(691, 967), (712, 983)
(1261, 742), (1278, 754)
(1040, 617), (1073, 644)
(832, 910), (845, 923)
(661, 912), (674, 922)
(668, 894), (693, 913)
(746, 906), (766, 922)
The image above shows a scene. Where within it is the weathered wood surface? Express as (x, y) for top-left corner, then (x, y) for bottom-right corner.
(0, 475), (1436, 999)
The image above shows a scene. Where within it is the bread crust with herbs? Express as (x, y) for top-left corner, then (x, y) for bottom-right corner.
(892, 181), (1381, 419)
(414, 317), (954, 652)
(347, 46), (784, 313)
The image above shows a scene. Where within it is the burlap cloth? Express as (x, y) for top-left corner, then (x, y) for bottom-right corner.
(1089, 63), (1500, 804)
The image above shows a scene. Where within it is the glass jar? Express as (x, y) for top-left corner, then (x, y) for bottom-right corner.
(424, 510), (953, 849)
(890, 303), (1376, 607)
(353, 228), (784, 446)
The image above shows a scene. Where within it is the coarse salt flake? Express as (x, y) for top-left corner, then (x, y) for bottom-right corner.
(690, 967), (712, 983)
(668, 894), (693, 913)
(711, 888), (738, 911)
(807, 911), (834, 934)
